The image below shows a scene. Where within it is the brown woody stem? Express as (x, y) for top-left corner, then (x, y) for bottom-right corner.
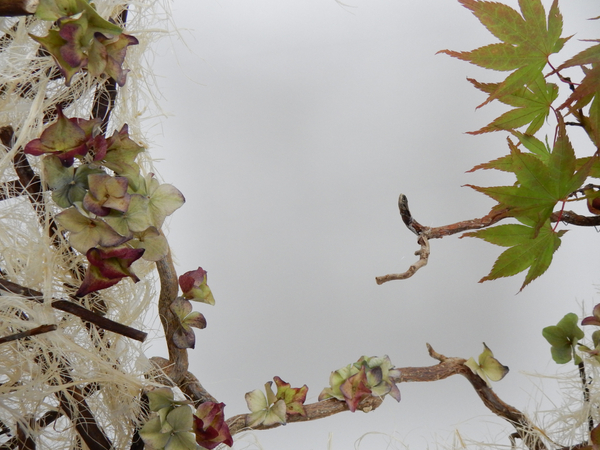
(0, 324), (57, 345)
(226, 396), (383, 436)
(0, 0), (37, 16)
(226, 344), (546, 450)
(0, 279), (147, 341)
(377, 194), (600, 283)
(52, 300), (147, 342)
(155, 249), (189, 385)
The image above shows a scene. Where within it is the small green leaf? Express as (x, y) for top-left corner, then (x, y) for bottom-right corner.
(147, 388), (175, 412)
(511, 131), (550, 164)
(139, 416), (171, 450)
(468, 76), (558, 135)
(542, 313), (584, 364)
(338, 366), (372, 412)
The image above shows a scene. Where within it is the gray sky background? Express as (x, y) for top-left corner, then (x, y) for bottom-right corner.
(144, 1), (600, 448)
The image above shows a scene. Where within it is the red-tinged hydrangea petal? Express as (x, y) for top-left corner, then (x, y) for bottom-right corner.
(179, 267), (207, 293)
(29, 30), (80, 85)
(582, 304), (600, 326)
(179, 267), (215, 305)
(76, 246), (145, 296)
(102, 124), (145, 187)
(99, 33), (139, 86)
(273, 376), (308, 416)
(56, 207), (129, 253)
(388, 383), (401, 402)
(72, 116), (102, 138)
(83, 173), (131, 216)
(193, 402), (233, 449)
(90, 134), (108, 160)
(87, 35), (108, 77)
(75, 265), (121, 297)
(339, 366), (372, 412)
(24, 108), (89, 166)
(59, 22), (87, 68)
(86, 246), (144, 280)
(172, 327), (196, 349)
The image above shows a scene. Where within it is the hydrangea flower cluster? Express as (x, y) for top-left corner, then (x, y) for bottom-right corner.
(24, 107), (185, 297)
(318, 355), (401, 412)
(140, 388), (233, 450)
(31, 0), (138, 85)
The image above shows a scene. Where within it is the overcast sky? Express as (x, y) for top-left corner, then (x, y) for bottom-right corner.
(144, 1), (600, 448)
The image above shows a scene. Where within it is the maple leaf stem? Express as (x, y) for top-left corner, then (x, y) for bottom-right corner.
(552, 201), (567, 231)
(547, 61), (577, 93)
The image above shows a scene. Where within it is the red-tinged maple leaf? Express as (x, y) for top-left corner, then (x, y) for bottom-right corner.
(556, 42), (600, 110)
(439, 0), (569, 107)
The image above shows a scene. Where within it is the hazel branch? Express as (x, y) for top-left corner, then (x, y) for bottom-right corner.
(155, 248), (189, 385)
(226, 344), (546, 450)
(376, 194), (600, 283)
(406, 344), (547, 450)
(149, 356), (218, 407)
(376, 234), (429, 284)
(36, 352), (113, 450)
(226, 396), (384, 436)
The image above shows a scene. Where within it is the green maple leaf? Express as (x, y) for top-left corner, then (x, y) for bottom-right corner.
(463, 219), (564, 290)
(467, 74), (557, 134)
(439, 0), (568, 106)
(511, 131), (550, 164)
(467, 123), (592, 227)
(467, 134), (550, 173)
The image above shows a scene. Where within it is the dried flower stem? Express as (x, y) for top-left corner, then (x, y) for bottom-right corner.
(0, 279), (147, 341)
(0, 324), (57, 346)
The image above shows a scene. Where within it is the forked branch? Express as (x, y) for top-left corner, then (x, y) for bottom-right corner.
(376, 193), (600, 283)
(225, 344), (545, 450)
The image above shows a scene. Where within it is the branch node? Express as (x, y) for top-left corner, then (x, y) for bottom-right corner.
(376, 233), (430, 284)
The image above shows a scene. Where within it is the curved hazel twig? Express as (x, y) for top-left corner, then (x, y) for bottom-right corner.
(376, 193), (600, 284)
(375, 194), (430, 284)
